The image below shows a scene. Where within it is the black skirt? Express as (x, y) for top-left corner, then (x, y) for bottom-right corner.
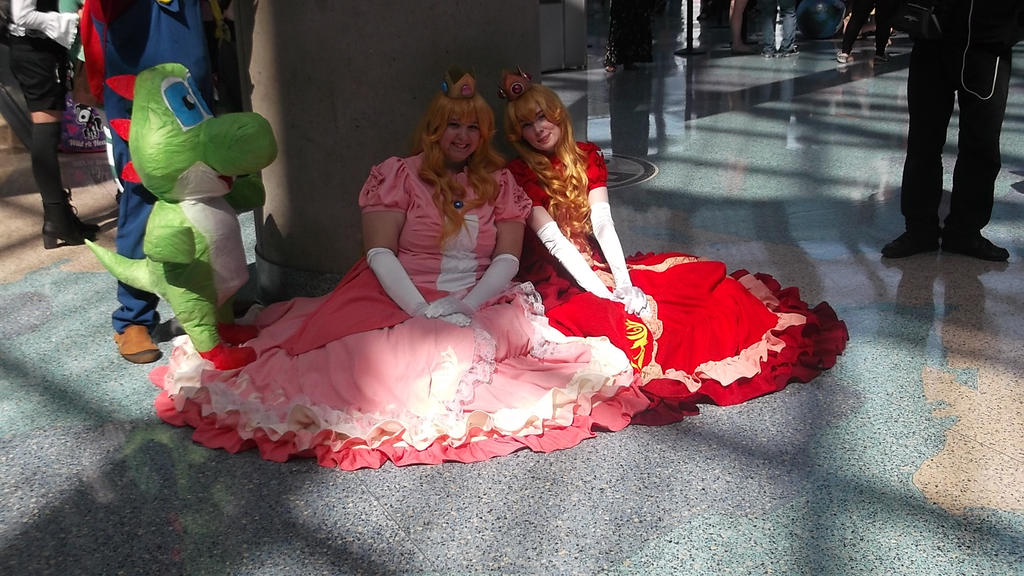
(8, 34), (70, 112)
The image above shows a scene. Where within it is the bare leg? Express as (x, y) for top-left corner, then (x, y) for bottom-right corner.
(730, 0), (754, 53)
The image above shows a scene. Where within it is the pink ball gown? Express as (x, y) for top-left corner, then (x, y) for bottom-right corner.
(150, 154), (651, 470)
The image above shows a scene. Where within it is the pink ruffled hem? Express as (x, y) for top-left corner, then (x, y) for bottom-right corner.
(147, 269), (847, 469)
(151, 366), (651, 470)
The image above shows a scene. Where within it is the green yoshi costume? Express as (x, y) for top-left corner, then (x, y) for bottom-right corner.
(88, 62), (278, 370)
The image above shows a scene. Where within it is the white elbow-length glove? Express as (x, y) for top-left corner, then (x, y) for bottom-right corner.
(462, 253), (520, 311)
(421, 297), (473, 326)
(367, 247), (473, 326)
(536, 220), (617, 301)
(366, 247), (429, 317)
(421, 253), (520, 326)
(590, 202), (648, 315)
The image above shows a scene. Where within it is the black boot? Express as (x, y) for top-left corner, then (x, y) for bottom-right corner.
(31, 121), (95, 247)
(42, 202), (87, 249)
(64, 189), (99, 239)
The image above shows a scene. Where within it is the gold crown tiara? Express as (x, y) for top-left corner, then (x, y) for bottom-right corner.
(497, 66), (532, 101)
(441, 67), (477, 99)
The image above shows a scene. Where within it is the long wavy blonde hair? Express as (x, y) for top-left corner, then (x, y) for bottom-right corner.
(504, 84), (592, 251)
(412, 90), (504, 245)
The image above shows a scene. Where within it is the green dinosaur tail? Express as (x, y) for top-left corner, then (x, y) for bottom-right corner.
(85, 240), (157, 294)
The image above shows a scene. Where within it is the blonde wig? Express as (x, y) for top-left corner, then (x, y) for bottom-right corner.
(504, 83), (592, 252)
(412, 89), (504, 245)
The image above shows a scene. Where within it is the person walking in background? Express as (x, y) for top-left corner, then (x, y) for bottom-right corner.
(836, 0), (898, 63)
(604, 0), (654, 72)
(758, 0), (797, 57)
(7, 0), (98, 249)
(882, 0), (1024, 261)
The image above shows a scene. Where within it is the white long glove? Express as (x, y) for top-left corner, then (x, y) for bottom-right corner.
(590, 202), (648, 315)
(420, 253), (520, 326)
(422, 297), (472, 326)
(366, 247), (429, 316)
(462, 253), (520, 311)
(536, 220), (616, 301)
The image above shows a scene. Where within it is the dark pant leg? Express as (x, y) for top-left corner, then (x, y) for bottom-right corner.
(841, 0), (874, 54)
(899, 40), (954, 238)
(943, 45), (1012, 235)
(106, 89), (160, 333)
(873, 0), (898, 54)
(758, 0), (778, 51)
(605, 0), (625, 67)
(113, 179), (160, 332)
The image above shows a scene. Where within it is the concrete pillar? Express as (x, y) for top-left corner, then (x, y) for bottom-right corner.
(233, 1), (540, 302)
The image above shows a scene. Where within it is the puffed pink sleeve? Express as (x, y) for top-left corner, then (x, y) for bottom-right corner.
(358, 157), (412, 213)
(493, 168), (533, 223)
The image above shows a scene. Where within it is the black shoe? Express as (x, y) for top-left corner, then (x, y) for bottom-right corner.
(65, 189), (99, 240)
(873, 52), (890, 62)
(42, 205), (86, 249)
(941, 233), (1009, 262)
(881, 232), (939, 258)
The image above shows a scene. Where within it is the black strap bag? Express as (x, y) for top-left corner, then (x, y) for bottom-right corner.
(891, 1), (944, 40)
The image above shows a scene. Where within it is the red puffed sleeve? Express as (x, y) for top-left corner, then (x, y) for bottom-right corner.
(358, 157), (412, 213)
(506, 157), (550, 208)
(579, 142), (608, 191)
(493, 168), (533, 223)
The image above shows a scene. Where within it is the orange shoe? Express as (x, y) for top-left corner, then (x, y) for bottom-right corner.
(114, 325), (162, 364)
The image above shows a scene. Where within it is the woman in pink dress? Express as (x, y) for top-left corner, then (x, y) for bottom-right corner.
(149, 68), (650, 470)
(498, 69), (848, 423)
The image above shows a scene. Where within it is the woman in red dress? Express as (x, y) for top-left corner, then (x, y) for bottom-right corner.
(499, 69), (848, 423)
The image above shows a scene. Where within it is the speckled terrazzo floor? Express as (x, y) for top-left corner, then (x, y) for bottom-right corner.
(2, 4), (1023, 575)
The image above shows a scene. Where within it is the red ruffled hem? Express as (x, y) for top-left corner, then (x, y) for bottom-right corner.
(150, 368), (652, 471)
(633, 270), (848, 425)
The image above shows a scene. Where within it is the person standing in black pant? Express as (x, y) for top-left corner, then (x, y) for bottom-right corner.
(883, 0), (1024, 262)
(604, 0), (654, 72)
(7, 0), (98, 249)
(836, 0), (899, 63)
